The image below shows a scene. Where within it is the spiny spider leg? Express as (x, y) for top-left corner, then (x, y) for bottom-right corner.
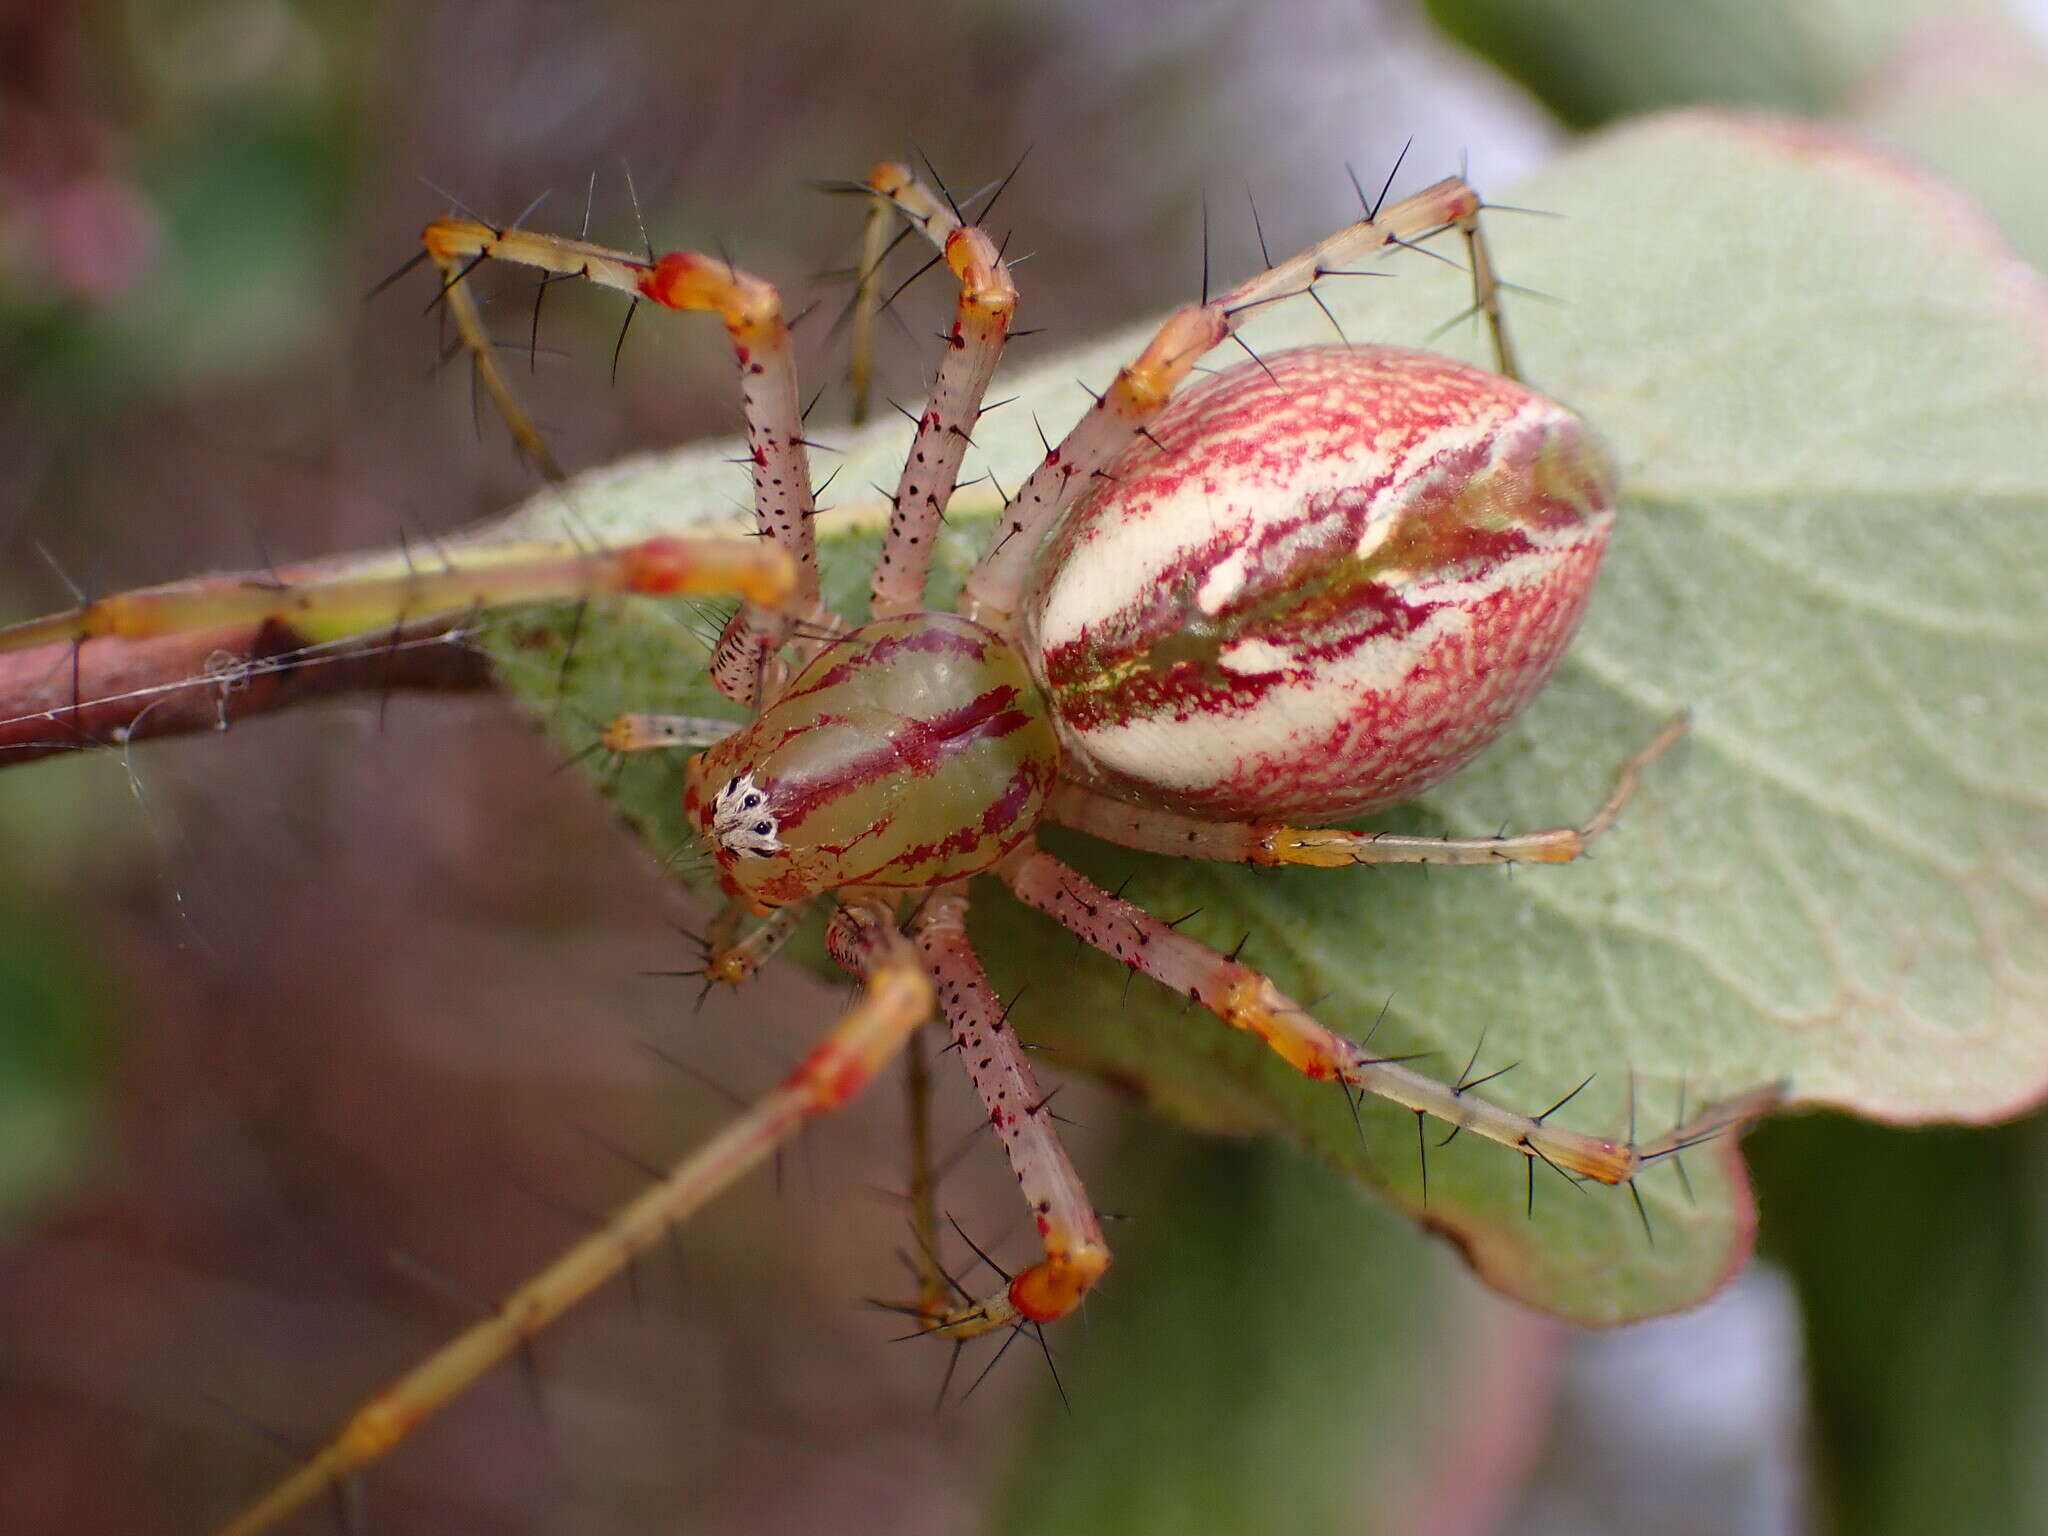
(901, 1023), (954, 1323)
(425, 227), (566, 482)
(845, 171), (896, 427)
(856, 161), (1020, 617)
(961, 176), (1507, 628)
(419, 215), (826, 705)
(908, 885), (1111, 1335)
(0, 536), (797, 656)
(1049, 715), (1688, 868)
(600, 712), (742, 753)
(699, 893), (816, 985)
(1457, 206), (1520, 383)
(213, 902), (931, 1536)
(999, 839), (1646, 1184)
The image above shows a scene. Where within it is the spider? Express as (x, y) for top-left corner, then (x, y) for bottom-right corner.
(0, 156), (1756, 1536)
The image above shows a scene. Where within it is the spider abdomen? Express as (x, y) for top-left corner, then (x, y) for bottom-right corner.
(685, 613), (1061, 907)
(1022, 344), (1616, 822)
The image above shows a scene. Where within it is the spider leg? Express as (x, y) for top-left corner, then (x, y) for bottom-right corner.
(845, 172), (895, 427)
(210, 900), (929, 1536)
(999, 838), (1650, 1184)
(1459, 198), (1520, 382)
(1048, 716), (1687, 868)
(906, 884), (1110, 1336)
(419, 216), (829, 704)
(959, 175), (1510, 630)
(857, 162), (1020, 617)
(599, 712), (743, 754)
(0, 536), (797, 656)
(698, 893), (816, 985)
(901, 1023), (953, 1322)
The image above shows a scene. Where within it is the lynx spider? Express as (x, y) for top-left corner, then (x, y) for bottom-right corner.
(0, 155), (1763, 1536)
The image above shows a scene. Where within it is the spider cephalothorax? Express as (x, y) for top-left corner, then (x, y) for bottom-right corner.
(686, 613), (1060, 909)
(0, 155), (1763, 1536)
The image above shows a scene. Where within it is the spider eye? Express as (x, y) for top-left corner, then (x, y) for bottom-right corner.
(753, 821), (772, 835)
(742, 792), (762, 809)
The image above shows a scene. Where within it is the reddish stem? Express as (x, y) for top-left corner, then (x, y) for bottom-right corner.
(0, 622), (493, 766)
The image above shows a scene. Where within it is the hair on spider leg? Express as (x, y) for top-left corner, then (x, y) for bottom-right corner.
(1434, 1029), (1516, 1150)
(1229, 332), (1282, 387)
(1244, 180), (1276, 270)
(424, 250), (492, 319)
(566, 1117), (672, 1190)
(940, 1212), (1022, 1303)
(382, 1248), (500, 1325)
(807, 459), (848, 506)
(1334, 1074), (1372, 1154)
(637, 1041), (754, 1113)
(929, 1112), (998, 1189)
(364, 246), (432, 303)
(910, 144), (968, 226)
(1305, 285), (1351, 345)
(1532, 1073), (1598, 1127)
(881, 246), (952, 316)
(1414, 1109), (1431, 1207)
(1383, 230), (1467, 273)
(438, 294), (581, 368)
(196, 1386), (325, 1484)
(519, 173), (600, 373)
(1670, 1071), (1697, 1204)
(816, 219), (923, 329)
(956, 1320), (1032, 1406)
(784, 294), (827, 335)
(1519, 1138), (1587, 1219)
(416, 176), (506, 236)
(607, 295), (643, 387)
(1495, 278), (1565, 306)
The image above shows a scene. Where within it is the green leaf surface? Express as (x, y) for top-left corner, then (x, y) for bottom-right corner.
(0, 904), (109, 1235)
(446, 113), (2048, 1324)
(1420, 0), (1994, 128)
(1749, 1113), (2048, 1534)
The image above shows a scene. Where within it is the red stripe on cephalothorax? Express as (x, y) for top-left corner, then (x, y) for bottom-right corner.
(780, 619), (996, 703)
(764, 684), (1035, 830)
(850, 754), (1057, 887)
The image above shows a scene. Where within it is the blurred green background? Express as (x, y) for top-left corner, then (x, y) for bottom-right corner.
(2, 2), (2045, 1532)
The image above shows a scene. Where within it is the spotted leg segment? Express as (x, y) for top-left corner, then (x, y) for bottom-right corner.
(421, 216), (824, 705)
(698, 893), (816, 985)
(211, 903), (928, 1536)
(911, 886), (1110, 1335)
(0, 535), (797, 656)
(961, 175), (1511, 628)
(1050, 716), (1687, 868)
(599, 712), (742, 754)
(998, 840), (1646, 1185)
(859, 162), (1020, 617)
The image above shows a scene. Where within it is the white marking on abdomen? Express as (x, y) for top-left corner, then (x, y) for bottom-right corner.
(1063, 526), (1602, 794)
